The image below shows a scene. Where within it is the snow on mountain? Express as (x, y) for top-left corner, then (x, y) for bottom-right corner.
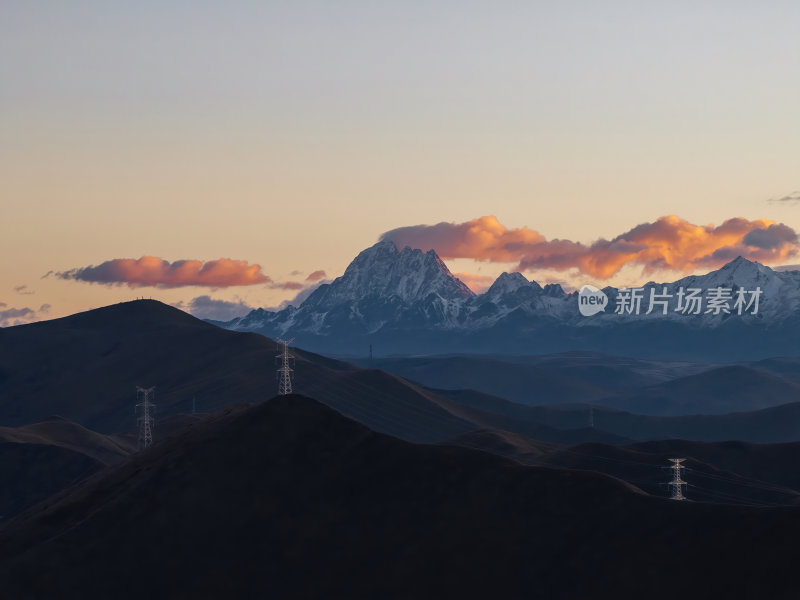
(576, 256), (800, 327)
(670, 256), (800, 320)
(483, 272), (542, 300)
(218, 244), (800, 358)
(225, 241), (474, 336)
(303, 240), (474, 309)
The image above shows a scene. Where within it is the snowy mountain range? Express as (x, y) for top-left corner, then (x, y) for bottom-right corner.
(217, 241), (800, 360)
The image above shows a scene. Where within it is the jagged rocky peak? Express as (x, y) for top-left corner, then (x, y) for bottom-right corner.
(712, 256), (780, 277)
(718, 257), (777, 286)
(303, 239), (475, 308)
(716, 256), (772, 277)
(484, 272), (543, 299)
(542, 283), (566, 297)
(219, 242), (800, 348)
(675, 256), (780, 290)
(723, 256), (758, 266)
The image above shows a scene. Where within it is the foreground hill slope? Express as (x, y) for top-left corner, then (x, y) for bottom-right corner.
(0, 417), (134, 519)
(452, 429), (800, 507)
(0, 301), (474, 440)
(0, 300), (276, 431)
(7, 300), (800, 444)
(0, 300), (626, 445)
(2, 395), (800, 599)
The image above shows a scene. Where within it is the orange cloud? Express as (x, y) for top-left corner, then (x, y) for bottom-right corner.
(57, 256), (271, 288)
(382, 215), (800, 279)
(383, 216), (544, 262)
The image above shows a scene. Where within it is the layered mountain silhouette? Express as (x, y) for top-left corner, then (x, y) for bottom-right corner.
(355, 353), (800, 416)
(452, 429), (800, 507)
(4, 300), (800, 439)
(0, 300), (627, 445)
(219, 241), (800, 359)
(485, 401), (800, 443)
(5, 302), (800, 597)
(7, 298), (800, 522)
(3, 395), (800, 599)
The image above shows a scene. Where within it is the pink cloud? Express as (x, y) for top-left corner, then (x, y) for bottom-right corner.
(57, 256), (271, 288)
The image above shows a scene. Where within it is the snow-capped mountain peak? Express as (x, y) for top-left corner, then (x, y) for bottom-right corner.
(219, 247), (800, 359)
(485, 272), (542, 298)
(703, 256), (774, 283)
(670, 256), (785, 306)
(302, 240), (474, 311)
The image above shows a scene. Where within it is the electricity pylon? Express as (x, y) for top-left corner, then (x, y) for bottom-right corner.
(136, 386), (156, 450)
(667, 458), (688, 500)
(276, 338), (294, 395)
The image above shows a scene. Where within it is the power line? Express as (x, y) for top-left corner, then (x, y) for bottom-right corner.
(687, 469), (799, 496)
(548, 446), (668, 469)
(545, 447), (797, 506)
(686, 485), (777, 508)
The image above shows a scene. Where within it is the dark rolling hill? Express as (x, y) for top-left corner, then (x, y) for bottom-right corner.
(452, 429), (800, 507)
(751, 356), (800, 379)
(0, 417), (134, 519)
(601, 365), (800, 415)
(0, 300), (476, 441)
(354, 353), (800, 416)
(0, 300), (641, 446)
(3, 395), (800, 599)
(0, 300), (278, 432)
(353, 352), (712, 406)
(7, 299), (800, 449)
(0, 411), (218, 521)
(0, 416), (133, 464)
(485, 401), (800, 443)
(629, 438), (800, 493)
(353, 355), (609, 405)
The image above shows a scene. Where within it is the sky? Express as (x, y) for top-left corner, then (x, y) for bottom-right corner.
(1, 1), (799, 325)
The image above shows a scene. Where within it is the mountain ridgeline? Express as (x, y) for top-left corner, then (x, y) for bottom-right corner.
(219, 241), (800, 360)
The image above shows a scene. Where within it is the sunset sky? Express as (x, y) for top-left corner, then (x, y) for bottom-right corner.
(2, 1), (799, 325)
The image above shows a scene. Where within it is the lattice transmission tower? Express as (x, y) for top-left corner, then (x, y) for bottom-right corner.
(136, 386), (156, 450)
(667, 458), (688, 500)
(276, 338), (294, 395)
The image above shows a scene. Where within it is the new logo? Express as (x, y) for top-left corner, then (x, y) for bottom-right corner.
(578, 284), (608, 316)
